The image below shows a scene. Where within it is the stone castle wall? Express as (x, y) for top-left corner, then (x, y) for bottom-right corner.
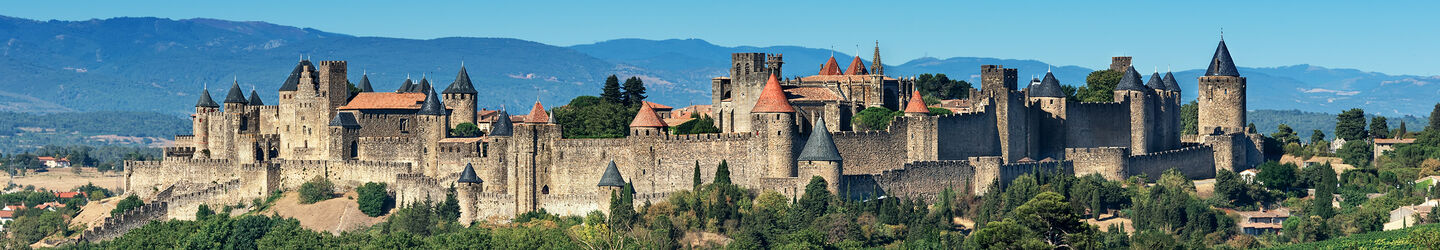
(935, 111), (1000, 161)
(856, 160), (975, 202)
(1126, 145), (1217, 181)
(833, 125), (908, 174)
(78, 202), (169, 243)
(1066, 147), (1129, 180)
(1065, 102), (1131, 148)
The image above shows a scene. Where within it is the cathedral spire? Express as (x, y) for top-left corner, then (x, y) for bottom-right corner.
(871, 41), (883, 76)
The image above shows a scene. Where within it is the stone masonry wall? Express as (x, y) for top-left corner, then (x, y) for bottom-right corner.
(78, 202), (168, 243)
(1126, 145), (1217, 181)
(1065, 102), (1131, 148)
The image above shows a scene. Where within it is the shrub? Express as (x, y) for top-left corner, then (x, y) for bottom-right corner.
(111, 194), (143, 216)
(358, 182), (389, 217)
(298, 177), (334, 204)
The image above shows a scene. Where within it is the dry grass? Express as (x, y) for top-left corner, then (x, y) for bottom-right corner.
(1084, 213), (1134, 234)
(69, 196), (126, 231)
(3, 168), (124, 192)
(258, 191), (387, 234)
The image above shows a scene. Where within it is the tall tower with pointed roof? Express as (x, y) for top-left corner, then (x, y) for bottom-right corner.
(870, 42), (884, 76)
(443, 66), (479, 129)
(1115, 66), (1157, 154)
(1197, 39), (1246, 135)
(752, 74), (797, 178)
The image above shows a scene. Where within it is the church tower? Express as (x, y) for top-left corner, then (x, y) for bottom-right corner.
(1197, 39), (1246, 135)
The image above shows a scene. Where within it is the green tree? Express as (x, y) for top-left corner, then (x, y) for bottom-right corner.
(196, 204), (215, 220)
(1399, 122), (1409, 139)
(10, 211), (66, 246)
(609, 182), (637, 227)
(1407, 227), (1440, 250)
(1372, 116), (1391, 139)
(1077, 70), (1123, 102)
(1011, 192), (1084, 245)
(914, 73), (972, 100)
(601, 75), (622, 104)
(794, 176), (832, 226)
(391, 202), (435, 236)
(1181, 100), (1198, 135)
(1256, 161), (1298, 191)
(964, 219), (1050, 249)
(672, 115), (720, 134)
(692, 161), (702, 189)
(853, 107), (901, 131)
(451, 122), (482, 137)
(927, 107), (953, 116)
(714, 160), (731, 185)
(1336, 108), (1369, 141)
(552, 96), (632, 138)
(1338, 140), (1374, 166)
(438, 184), (461, 222)
(357, 182), (389, 217)
(1310, 163), (1337, 218)
(1273, 124), (1300, 145)
(298, 176), (334, 204)
(112, 194), (144, 215)
(1311, 129), (1327, 144)
(622, 76), (646, 106)
(1431, 103), (1440, 133)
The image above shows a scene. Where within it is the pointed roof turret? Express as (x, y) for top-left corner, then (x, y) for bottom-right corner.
(526, 101), (549, 124)
(1031, 71), (1066, 98)
(443, 66), (478, 94)
(797, 118), (842, 161)
(1162, 71), (1181, 92)
(818, 56), (842, 75)
(1115, 66), (1150, 92)
(489, 109), (513, 136)
(415, 87), (447, 116)
(247, 90), (264, 105)
(328, 112), (360, 128)
(223, 81), (248, 104)
(196, 88), (220, 108)
(396, 78), (413, 93)
(845, 56), (868, 75)
(751, 74), (795, 113)
(904, 90), (929, 114)
(357, 74), (374, 93)
(597, 161), (625, 187)
(630, 101), (667, 127)
(1145, 71), (1166, 90)
(413, 78), (432, 94)
(457, 163), (483, 184)
(1205, 40), (1240, 76)
(870, 41), (884, 75)
(279, 60), (315, 92)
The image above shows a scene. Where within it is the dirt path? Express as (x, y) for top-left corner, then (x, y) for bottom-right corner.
(259, 192), (387, 234)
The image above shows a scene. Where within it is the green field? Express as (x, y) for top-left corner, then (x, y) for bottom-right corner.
(1264, 224), (1437, 250)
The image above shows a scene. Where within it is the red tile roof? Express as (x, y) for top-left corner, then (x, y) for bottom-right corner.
(476, 110), (501, 122)
(525, 101), (549, 124)
(784, 87), (843, 101)
(818, 56), (843, 75)
(845, 56), (868, 75)
(752, 74), (795, 113)
(673, 105), (712, 118)
(904, 90), (930, 113)
(0, 210), (12, 219)
(643, 101), (673, 110)
(797, 75), (896, 82)
(663, 117), (694, 126)
(630, 102), (667, 127)
(438, 137), (487, 143)
(1376, 138), (1417, 144)
(339, 92), (427, 110)
(55, 192), (83, 199)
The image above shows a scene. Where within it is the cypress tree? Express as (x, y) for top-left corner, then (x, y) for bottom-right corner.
(714, 160), (731, 185)
(622, 76), (647, 106)
(692, 161), (702, 189)
(1398, 122), (1408, 139)
(1431, 103), (1440, 134)
(1371, 116), (1390, 139)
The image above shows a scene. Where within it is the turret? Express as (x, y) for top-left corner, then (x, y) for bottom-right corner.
(455, 163), (483, 225)
(1115, 66), (1155, 154)
(597, 160), (626, 202)
(416, 87), (449, 175)
(193, 87), (219, 159)
(1198, 39), (1247, 135)
(903, 89), (929, 116)
(396, 78), (413, 93)
(797, 118), (842, 194)
(327, 112), (360, 160)
(525, 101), (549, 124)
(630, 102), (668, 136)
(357, 74), (374, 93)
(489, 109), (513, 136)
(751, 74), (796, 178)
(443, 66), (479, 129)
(247, 90), (264, 106)
(222, 80), (248, 111)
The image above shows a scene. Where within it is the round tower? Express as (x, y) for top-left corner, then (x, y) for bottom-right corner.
(456, 163), (483, 225)
(630, 102), (668, 136)
(1114, 66), (1155, 154)
(751, 74), (797, 178)
(1198, 39), (1247, 135)
(194, 88), (220, 159)
(443, 66), (479, 129)
(797, 118), (843, 194)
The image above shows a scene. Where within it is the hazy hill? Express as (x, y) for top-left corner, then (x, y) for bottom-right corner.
(2, 15), (1437, 117)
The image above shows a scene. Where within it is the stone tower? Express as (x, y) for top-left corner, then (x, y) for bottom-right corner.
(751, 74), (796, 178)
(416, 87), (450, 176)
(870, 42), (884, 76)
(1197, 39), (1246, 135)
(715, 53), (780, 133)
(443, 66), (479, 129)
(1109, 57), (1133, 72)
(797, 118), (842, 194)
(980, 65), (1018, 97)
(903, 89), (938, 161)
(456, 163), (483, 225)
(1115, 66), (1155, 154)
(193, 87), (220, 159)
(1029, 71), (1067, 160)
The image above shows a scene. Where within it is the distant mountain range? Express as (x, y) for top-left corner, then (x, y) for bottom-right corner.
(1, 15), (1437, 116)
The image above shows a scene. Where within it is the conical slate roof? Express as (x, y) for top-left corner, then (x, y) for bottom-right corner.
(1145, 72), (1166, 90)
(904, 90), (929, 113)
(248, 90), (264, 105)
(196, 88), (220, 108)
(751, 74), (795, 113)
(489, 109), (513, 136)
(396, 78), (413, 93)
(457, 163), (482, 184)
(797, 118), (842, 161)
(526, 101), (549, 124)
(411, 78), (431, 93)
(1030, 72), (1066, 98)
(357, 75), (374, 92)
(443, 66), (478, 94)
(1205, 40), (1240, 77)
(630, 101), (667, 127)
(416, 87), (448, 116)
(328, 112), (360, 128)
(597, 161), (625, 187)
(1161, 71), (1181, 92)
(279, 60), (315, 92)
(845, 56), (868, 75)
(1115, 66), (1150, 92)
(818, 56), (842, 75)
(223, 81), (248, 104)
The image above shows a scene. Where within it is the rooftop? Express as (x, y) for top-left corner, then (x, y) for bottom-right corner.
(339, 92), (427, 110)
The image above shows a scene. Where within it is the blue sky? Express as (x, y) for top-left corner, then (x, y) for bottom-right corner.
(7, 0), (1438, 75)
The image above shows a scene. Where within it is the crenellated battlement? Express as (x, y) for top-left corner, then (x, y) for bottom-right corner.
(78, 202), (169, 243)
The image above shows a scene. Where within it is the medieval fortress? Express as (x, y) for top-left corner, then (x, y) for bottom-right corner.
(122, 40), (1261, 226)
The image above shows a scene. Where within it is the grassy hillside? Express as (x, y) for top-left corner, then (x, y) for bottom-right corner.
(1263, 223), (1438, 249)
